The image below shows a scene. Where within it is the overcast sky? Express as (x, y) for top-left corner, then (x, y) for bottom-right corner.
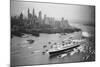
(11, 0), (95, 22)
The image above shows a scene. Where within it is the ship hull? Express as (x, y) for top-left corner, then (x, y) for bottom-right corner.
(49, 45), (80, 56)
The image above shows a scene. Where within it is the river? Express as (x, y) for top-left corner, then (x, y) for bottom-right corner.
(11, 24), (95, 66)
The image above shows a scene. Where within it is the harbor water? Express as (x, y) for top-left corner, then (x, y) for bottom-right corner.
(11, 24), (95, 66)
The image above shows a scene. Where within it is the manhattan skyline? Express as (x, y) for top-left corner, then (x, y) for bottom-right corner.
(11, 0), (95, 23)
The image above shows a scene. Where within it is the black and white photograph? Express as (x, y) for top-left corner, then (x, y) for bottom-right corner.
(11, 0), (95, 66)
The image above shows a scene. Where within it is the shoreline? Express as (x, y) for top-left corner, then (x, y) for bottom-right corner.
(11, 27), (82, 38)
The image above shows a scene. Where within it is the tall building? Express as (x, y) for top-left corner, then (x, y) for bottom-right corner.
(48, 17), (55, 26)
(60, 17), (70, 28)
(38, 11), (42, 21)
(64, 20), (70, 28)
(18, 12), (24, 25)
(55, 21), (61, 28)
(19, 12), (23, 20)
(62, 17), (64, 22)
(32, 8), (38, 23)
(32, 8), (35, 17)
(28, 8), (30, 19)
(44, 14), (46, 20)
(38, 11), (43, 25)
(27, 8), (33, 25)
(60, 17), (65, 28)
(28, 8), (32, 20)
(44, 16), (55, 26)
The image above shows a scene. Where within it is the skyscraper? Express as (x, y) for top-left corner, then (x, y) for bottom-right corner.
(32, 8), (38, 23)
(19, 12), (23, 20)
(60, 17), (64, 28)
(28, 8), (30, 19)
(44, 14), (46, 20)
(38, 11), (42, 21)
(61, 17), (70, 28)
(61, 17), (64, 21)
(28, 8), (32, 20)
(27, 8), (33, 25)
(32, 8), (35, 17)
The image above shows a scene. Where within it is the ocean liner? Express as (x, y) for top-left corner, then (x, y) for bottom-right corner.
(48, 39), (85, 56)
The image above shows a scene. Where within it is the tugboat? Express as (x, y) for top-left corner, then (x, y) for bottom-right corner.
(48, 39), (85, 56)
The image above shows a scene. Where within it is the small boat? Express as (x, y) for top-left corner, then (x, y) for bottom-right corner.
(22, 34), (31, 38)
(57, 54), (67, 58)
(27, 39), (34, 44)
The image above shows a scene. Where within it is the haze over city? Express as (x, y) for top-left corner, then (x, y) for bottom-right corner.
(11, 1), (95, 23)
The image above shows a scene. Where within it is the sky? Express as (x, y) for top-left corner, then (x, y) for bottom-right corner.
(11, 0), (95, 23)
